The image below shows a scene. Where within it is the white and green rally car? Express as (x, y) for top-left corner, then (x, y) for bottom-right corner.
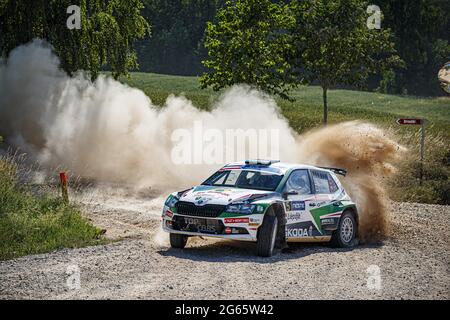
(162, 160), (358, 257)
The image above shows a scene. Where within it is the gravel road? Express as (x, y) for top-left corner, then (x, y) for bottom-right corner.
(1, 186), (449, 300)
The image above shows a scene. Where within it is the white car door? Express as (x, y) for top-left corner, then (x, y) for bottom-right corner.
(283, 169), (317, 239)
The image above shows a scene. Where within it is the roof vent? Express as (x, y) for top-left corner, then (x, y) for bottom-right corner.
(244, 159), (280, 166)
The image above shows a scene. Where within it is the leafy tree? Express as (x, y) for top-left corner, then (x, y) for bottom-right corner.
(0, 0), (150, 79)
(290, 0), (402, 123)
(200, 0), (297, 99)
(201, 0), (401, 124)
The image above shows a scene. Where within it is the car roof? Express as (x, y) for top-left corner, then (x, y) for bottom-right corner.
(222, 161), (331, 175)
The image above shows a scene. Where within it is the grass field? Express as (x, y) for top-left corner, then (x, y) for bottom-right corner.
(121, 72), (450, 134)
(0, 155), (104, 260)
(121, 72), (450, 205)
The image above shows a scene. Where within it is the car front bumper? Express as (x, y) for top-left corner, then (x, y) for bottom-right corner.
(161, 208), (262, 241)
(162, 223), (256, 241)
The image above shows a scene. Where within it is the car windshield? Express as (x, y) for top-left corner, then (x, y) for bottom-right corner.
(202, 169), (283, 191)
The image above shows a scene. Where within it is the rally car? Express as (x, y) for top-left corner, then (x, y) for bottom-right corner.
(161, 160), (358, 257)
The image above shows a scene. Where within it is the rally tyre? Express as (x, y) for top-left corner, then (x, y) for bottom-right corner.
(256, 214), (278, 257)
(331, 211), (357, 248)
(170, 233), (188, 249)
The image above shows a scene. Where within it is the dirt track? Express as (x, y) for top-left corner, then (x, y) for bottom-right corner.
(0, 186), (449, 300)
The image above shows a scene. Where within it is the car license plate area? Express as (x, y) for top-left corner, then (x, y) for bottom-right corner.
(173, 215), (224, 234)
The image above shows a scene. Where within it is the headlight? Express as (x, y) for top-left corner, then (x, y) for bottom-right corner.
(165, 195), (178, 208)
(226, 203), (255, 214)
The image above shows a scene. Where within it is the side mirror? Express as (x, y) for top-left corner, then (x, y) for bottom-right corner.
(282, 190), (298, 200)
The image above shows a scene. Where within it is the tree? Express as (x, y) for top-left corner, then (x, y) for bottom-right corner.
(200, 0), (297, 99)
(0, 0), (150, 79)
(290, 0), (401, 124)
(201, 0), (401, 124)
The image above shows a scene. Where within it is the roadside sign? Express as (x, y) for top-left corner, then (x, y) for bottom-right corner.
(396, 118), (423, 125)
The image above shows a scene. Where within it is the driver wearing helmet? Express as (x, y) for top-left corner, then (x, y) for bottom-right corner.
(286, 171), (310, 194)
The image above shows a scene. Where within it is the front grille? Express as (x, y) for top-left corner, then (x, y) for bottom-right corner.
(175, 201), (226, 218)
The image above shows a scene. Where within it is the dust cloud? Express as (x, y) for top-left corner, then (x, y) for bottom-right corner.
(0, 40), (297, 189)
(296, 122), (403, 241)
(0, 40), (402, 241)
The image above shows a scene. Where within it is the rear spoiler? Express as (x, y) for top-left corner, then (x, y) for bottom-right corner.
(318, 166), (347, 177)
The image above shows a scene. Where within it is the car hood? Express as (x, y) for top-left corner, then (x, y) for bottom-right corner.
(178, 185), (274, 206)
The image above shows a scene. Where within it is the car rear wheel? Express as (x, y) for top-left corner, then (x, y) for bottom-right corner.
(331, 211), (357, 248)
(170, 233), (188, 249)
(256, 214), (278, 257)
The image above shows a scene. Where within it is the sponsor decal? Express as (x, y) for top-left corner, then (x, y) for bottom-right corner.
(287, 212), (303, 221)
(285, 202), (291, 211)
(321, 218), (335, 225)
(194, 196), (212, 205)
(248, 217), (262, 226)
(183, 217), (216, 233)
(249, 217), (262, 223)
(291, 201), (305, 211)
(285, 201), (305, 212)
(286, 228), (309, 237)
(224, 218), (249, 224)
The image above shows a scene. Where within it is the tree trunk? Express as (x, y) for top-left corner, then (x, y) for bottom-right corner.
(322, 86), (328, 125)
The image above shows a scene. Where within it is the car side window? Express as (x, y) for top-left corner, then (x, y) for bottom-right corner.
(327, 173), (339, 193)
(284, 169), (312, 195)
(311, 170), (331, 194)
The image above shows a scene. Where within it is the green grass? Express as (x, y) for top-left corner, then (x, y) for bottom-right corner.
(0, 156), (104, 260)
(120, 72), (450, 205)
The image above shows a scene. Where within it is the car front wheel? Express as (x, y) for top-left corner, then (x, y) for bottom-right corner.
(170, 233), (188, 249)
(256, 214), (278, 257)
